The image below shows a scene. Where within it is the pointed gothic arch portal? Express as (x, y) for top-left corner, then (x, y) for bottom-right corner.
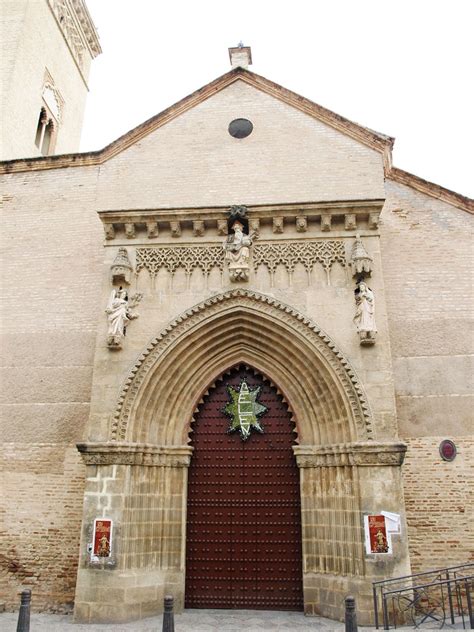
(76, 290), (408, 623)
(110, 289), (374, 446)
(185, 364), (304, 610)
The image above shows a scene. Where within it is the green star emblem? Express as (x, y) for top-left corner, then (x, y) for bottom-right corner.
(223, 380), (268, 441)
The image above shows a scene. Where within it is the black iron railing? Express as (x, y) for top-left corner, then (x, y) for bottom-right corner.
(372, 563), (474, 629)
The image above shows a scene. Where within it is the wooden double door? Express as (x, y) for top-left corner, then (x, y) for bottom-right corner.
(185, 366), (303, 610)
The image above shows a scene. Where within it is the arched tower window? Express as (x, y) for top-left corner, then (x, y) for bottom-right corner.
(34, 107), (57, 156)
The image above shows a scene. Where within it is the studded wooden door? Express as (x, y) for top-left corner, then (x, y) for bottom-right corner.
(185, 365), (303, 610)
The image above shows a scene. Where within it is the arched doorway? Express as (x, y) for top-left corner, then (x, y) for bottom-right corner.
(75, 290), (409, 624)
(185, 365), (303, 610)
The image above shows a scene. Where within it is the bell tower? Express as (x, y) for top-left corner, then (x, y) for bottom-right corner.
(0, 0), (101, 160)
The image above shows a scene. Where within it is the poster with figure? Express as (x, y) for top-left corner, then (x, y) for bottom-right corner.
(364, 514), (391, 554)
(92, 519), (112, 558)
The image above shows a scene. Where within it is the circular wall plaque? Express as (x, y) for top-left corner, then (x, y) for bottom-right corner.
(439, 439), (457, 461)
(228, 118), (253, 139)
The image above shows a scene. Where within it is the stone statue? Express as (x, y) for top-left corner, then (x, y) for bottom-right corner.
(354, 282), (377, 345)
(105, 288), (142, 349)
(223, 219), (255, 281)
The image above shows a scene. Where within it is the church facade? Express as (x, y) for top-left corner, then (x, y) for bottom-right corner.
(1, 37), (473, 625)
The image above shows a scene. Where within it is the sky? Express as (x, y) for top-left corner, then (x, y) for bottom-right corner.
(81, 0), (474, 198)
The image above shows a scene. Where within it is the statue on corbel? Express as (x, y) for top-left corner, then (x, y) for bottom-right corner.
(350, 234), (376, 345)
(223, 206), (257, 282)
(354, 281), (377, 345)
(106, 248), (142, 349)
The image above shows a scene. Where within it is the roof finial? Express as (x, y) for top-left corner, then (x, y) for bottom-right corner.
(228, 44), (252, 69)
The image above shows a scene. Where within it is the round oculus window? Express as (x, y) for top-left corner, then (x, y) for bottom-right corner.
(228, 118), (253, 139)
(439, 439), (457, 461)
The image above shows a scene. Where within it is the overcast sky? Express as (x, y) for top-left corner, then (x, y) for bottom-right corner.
(81, 0), (474, 198)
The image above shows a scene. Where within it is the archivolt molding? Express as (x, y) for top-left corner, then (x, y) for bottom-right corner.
(110, 290), (374, 445)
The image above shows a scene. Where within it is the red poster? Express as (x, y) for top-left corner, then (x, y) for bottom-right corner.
(367, 515), (389, 553)
(93, 519), (112, 557)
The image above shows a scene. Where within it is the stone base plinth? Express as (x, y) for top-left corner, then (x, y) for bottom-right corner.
(73, 569), (183, 623)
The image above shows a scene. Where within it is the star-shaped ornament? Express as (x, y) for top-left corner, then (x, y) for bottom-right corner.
(223, 380), (268, 441)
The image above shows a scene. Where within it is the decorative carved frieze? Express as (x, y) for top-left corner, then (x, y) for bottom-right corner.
(294, 442), (407, 468)
(136, 246), (225, 278)
(135, 240), (347, 285)
(77, 442), (193, 467)
(253, 240), (346, 284)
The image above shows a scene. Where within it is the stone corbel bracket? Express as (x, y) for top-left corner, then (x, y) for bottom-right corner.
(77, 442), (193, 467)
(97, 199), (384, 242)
(294, 441), (407, 467)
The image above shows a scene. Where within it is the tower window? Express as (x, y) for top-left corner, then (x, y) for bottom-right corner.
(34, 107), (56, 156)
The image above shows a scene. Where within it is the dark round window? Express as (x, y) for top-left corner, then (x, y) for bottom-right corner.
(228, 118), (253, 139)
(439, 439), (457, 461)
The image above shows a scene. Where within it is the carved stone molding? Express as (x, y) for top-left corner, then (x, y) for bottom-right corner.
(96, 200), (383, 242)
(48, 0), (101, 75)
(110, 289), (374, 443)
(294, 441), (407, 467)
(77, 442), (193, 467)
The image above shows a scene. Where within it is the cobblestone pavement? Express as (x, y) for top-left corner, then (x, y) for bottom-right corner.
(0, 609), (369, 631)
(2, 609), (468, 630)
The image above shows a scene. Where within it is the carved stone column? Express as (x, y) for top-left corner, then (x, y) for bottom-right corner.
(294, 442), (410, 624)
(74, 443), (193, 624)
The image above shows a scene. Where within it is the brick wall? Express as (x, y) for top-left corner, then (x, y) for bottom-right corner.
(0, 445), (86, 611)
(402, 437), (474, 572)
(97, 80), (385, 210)
(382, 180), (473, 570)
(0, 165), (102, 610)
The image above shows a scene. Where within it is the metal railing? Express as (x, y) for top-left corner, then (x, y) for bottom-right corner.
(373, 563), (474, 629)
